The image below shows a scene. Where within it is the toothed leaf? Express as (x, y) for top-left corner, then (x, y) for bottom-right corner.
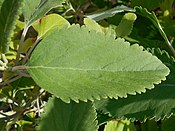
(0, 0), (24, 53)
(27, 25), (169, 103)
(95, 49), (175, 121)
(38, 97), (98, 131)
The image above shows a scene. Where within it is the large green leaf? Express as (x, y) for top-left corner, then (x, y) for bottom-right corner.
(23, 0), (65, 27)
(0, 0), (24, 53)
(27, 25), (169, 103)
(38, 97), (98, 131)
(95, 49), (175, 121)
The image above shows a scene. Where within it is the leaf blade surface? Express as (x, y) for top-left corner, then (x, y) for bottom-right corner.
(38, 97), (98, 131)
(27, 25), (169, 103)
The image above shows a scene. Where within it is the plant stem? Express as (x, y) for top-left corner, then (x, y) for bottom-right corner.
(36, 97), (41, 117)
(0, 75), (22, 86)
(4, 90), (45, 129)
(11, 65), (27, 72)
(22, 39), (39, 64)
(154, 13), (175, 57)
(159, 23), (175, 57)
(1, 54), (8, 64)
(15, 26), (29, 65)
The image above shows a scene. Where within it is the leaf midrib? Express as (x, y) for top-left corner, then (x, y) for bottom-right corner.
(27, 65), (166, 72)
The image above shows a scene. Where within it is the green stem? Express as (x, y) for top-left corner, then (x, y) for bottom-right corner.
(4, 90), (45, 129)
(1, 54), (8, 64)
(0, 75), (22, 86)
(15, 26), (29, 65)
(22, 39), (39, 64)
(153, 13), (175, 57)
(11, 65), (27, 72)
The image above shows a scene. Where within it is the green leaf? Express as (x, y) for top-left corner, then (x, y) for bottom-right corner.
(104, 119), (136, 131)
(27, 25), (169, 103)
(125, 14), (164, 48)
(95, 49), (175, 121)
(116, 13), (137, 38)
(84, 18), (116, 38)
(84, 18), (102, 33)
(86, 5), (135, 21)
(0, 0), (24, 53)
(135, 7), (172, 52)
(0, 0), (4, 9)
(131, 0), (164, 10)
(140, 120), (161, 131)
(162, 115), (175, 131)
(33, 14), (70, 39)
(23, 0), (65, 27)
(38, 97), (98, 131)
(159, 16), (175, 37)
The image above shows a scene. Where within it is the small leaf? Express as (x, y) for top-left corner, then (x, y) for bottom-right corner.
(38, 97), (98, 131)
(33, 14), (70, 39)
(84, 18), (116, 38)
(23, 0), (65, 27)
(104, 119), (136, 131)
(84, 18), (102, 33)
(27, 25), (169, 103)
(20, 38), (34, 54)
(116, 13), (137, 38)
(0, 0), (24, 53)
(86, 5), (135, 21)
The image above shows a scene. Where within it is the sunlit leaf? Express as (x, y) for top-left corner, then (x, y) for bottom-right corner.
(104, 119), (136, 131)
(27, 25), (169, 103)
(33, 14), (70, 39)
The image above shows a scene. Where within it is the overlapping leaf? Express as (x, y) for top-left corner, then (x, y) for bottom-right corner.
(135, 7), (171, 49)
(33, 14), (70, 39)
(27, 25), (169, 103)
(23, 0), (65, 27)
(38, 97), (98, 131)
(0, 0), (24, 53)
(95, 49), (175, 121)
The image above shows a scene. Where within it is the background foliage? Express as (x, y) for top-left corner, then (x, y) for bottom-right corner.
(0, 0), (175, 131)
